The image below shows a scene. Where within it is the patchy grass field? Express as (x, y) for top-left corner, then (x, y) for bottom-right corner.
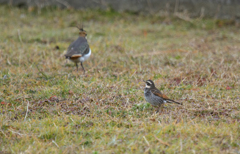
(0, 5), (240, 153)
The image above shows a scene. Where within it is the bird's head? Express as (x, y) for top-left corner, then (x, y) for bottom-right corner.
(76, 25), (87, 37)
(143, 79), (155, 89)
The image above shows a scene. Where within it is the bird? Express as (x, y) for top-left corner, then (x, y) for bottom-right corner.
(144, 79), (182, 112)
(65, 26), (91, 73)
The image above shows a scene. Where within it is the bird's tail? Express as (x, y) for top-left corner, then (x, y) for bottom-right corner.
(166, 99), (183, 105)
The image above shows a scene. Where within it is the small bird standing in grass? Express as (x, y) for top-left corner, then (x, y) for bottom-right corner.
(144, 79), (182, 112)
(65, 26), (91, 73)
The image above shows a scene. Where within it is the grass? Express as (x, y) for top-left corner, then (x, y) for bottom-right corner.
(0, 5), (240, 153)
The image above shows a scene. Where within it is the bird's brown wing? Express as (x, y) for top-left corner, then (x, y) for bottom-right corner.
(152, 89), (182, 105)
(150, 88), (169, 99)
(150, 87), (182, 105)
(160, 94), (170, 99)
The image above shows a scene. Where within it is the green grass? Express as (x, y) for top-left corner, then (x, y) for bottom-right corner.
(0, 5), (240, 153)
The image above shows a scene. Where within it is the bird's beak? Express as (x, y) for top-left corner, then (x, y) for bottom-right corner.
(143, 80), (146, 83)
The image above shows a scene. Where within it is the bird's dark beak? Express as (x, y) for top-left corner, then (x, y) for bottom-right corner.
(143, 80), (146, 83)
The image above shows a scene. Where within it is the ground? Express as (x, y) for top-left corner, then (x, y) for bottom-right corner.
(0, 6), (240, 153)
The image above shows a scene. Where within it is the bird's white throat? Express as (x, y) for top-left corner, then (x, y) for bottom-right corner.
(145, 85), (150, 88)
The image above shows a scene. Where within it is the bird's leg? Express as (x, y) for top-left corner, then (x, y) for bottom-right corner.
(160, 105), (164, 112)
(156, 106), (160, 113)
(156, 105), (163, 114)
(81, 62), (85, 73)
(75, 63), (78, 71)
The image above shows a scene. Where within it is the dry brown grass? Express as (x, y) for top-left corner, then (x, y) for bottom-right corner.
(0, 6), (240, 153)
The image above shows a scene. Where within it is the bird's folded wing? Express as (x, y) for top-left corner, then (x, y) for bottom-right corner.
(65, 37), (89, 57)
(151, 89), (169, 99)
(159, 94), (169, 99)
(79, 43), (90, 55)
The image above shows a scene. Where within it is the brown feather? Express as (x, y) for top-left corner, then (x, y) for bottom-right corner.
(69, 57), (80, 60)
(151, 90), (169, 100)
(152, 89), (182, 105)
(160, 94), (170, 99)
(151, 89), (162, 97)
(70, 54), (82, 58)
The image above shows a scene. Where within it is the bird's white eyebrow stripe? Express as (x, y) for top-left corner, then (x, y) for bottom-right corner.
(146, 81), (152, 84)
